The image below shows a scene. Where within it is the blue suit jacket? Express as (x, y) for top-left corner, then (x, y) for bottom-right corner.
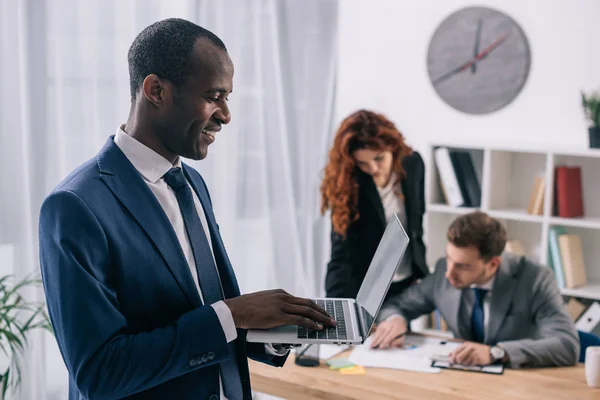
(39, 137), (287, 399)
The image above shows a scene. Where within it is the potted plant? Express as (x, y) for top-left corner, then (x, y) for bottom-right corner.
(0, 274), (52, 398)
(581, 90), (600, 148)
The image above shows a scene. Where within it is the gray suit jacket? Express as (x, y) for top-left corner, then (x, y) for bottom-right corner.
(378, 253), (579, 368)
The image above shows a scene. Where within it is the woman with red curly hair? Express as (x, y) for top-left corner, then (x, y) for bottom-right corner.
(321, 109), (428, 300)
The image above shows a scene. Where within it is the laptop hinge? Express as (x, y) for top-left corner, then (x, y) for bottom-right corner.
(354, 301), (366, 339)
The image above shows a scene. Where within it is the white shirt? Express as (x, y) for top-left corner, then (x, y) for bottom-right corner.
(114, 127), (284, 399)
(375, 175), (412, 282)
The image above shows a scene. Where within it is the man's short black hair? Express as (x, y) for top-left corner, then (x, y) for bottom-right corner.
(127, 18), (227, 100)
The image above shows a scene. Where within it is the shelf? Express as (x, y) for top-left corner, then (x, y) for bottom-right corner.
(551, 148), (600, 159)
(427, 205), (545, 224)
(426, 204), (478, 215)
(560, 283), (600, 301)
(488, 208), (544, 223)
(548, 216), (600, 230)
(431, 143), (600, 158)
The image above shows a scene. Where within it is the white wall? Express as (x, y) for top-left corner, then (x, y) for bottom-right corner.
(336, 0), (600, 156)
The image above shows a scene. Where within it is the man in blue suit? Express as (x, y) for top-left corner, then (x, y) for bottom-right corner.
(39, 18), (334, 400)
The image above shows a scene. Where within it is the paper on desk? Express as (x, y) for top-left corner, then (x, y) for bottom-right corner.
(319, 344), (350, 360)
(348, 335), (461, 374)
(401, 335), (461, 359)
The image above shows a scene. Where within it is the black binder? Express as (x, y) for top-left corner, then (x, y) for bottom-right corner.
(449, 150), (481, 208)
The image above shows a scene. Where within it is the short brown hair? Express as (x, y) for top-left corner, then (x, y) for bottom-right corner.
(447, 211), (507, 261)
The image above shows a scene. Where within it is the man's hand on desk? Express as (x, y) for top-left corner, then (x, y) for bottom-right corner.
(224, 289), (336, 330)
(369, 316), (407, 349)
(450, 342), (500, 366)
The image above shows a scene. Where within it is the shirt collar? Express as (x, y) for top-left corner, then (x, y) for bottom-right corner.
(114, 126), (182, 183)
(470, 273), (496, 291)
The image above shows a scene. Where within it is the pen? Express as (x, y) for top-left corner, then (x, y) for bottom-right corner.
(372, 332), (406, 349)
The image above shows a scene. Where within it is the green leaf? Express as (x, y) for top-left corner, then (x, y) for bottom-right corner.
(0, 272), (53, 395)
(582, 89), (600, 127)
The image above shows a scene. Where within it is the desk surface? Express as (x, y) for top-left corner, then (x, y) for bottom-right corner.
(249, 353), (596, 400)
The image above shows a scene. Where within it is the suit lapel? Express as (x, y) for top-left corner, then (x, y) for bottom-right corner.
(183, 164), (241, 299)
(486, 256), (517, 343)
(97, 137), (202, 308)
(444, 285), (464, 336)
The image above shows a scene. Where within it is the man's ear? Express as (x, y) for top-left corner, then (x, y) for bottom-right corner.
(142, 74), (167, 107)
(489, 255), (502, 272)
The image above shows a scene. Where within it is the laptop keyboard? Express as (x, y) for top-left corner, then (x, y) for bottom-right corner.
(297, 299), (347, 340)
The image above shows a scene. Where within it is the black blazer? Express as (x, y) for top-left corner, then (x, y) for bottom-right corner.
(325, 151), (428, 299)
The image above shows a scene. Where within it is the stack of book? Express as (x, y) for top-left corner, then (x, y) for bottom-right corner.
(548, 226), (587, 289)
(434, 147), (481, 208)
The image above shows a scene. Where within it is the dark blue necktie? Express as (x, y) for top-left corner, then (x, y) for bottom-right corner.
(164, 167), (243, 400)
(471, 288), (488, 343)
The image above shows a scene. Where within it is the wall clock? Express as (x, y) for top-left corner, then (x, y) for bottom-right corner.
(427, 6), (531, 115)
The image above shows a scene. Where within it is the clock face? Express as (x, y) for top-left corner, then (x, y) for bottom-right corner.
(427, 6), (531, 115)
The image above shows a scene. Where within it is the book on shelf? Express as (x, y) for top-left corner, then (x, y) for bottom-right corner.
(504, 240), (525, 256)
(526, 176), (545, 215)
(558, 234), (587, 289)
(549, 226), (587, 289)
(449, 150), (481, 208)
(434, 147), (464, 207)
(548, 226), (567, 289)
(554, 166), (584, 218)
(433, 147), (481, 208)
(566, 298), (587, 322)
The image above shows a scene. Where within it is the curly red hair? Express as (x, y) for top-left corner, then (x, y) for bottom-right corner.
(320, 110), (413, 237)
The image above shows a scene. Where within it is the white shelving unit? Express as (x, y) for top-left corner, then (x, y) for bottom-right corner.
(424, 143), (600, 301)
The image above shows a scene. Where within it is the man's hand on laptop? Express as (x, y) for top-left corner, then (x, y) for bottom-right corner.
(224, 289), (336, 330)
(369, 315), (407, 349)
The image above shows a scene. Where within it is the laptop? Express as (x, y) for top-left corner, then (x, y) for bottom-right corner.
(246, 213), (409, 345)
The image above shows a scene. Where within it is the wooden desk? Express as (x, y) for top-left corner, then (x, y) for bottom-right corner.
(249, 353), (596, 400)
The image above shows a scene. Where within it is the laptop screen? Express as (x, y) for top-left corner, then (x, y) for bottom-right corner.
(355, 214), (409, 337)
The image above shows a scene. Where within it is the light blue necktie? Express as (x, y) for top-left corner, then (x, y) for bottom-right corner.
(471, 288), (488, 343)
(164, 167), (244, 400)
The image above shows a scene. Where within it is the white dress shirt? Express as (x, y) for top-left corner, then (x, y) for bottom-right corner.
(114, 127), (284, 399)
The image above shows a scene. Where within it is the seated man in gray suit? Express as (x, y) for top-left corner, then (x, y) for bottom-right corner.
(371, 211), (579, 368)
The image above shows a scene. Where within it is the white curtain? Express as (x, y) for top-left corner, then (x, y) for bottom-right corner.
(0, 0), (337, 398)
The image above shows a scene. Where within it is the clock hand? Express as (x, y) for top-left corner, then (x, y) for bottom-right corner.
(432, 33), (508, 87)
(471, 19), (482, 74)
(474, 34), (507, 61)
(432, 56), (478, 86)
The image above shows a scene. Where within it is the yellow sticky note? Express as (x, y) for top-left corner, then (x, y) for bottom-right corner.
(339, 365), (366, 375)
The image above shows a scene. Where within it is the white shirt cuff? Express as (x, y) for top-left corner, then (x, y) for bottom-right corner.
(211, 301), (238, 343)
(264, 343), (290, 356)
(386, 314), (406, 322)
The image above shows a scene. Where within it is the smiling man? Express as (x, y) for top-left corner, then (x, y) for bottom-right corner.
(371, 211), (579, 369)
(39, 18), (334, 400)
